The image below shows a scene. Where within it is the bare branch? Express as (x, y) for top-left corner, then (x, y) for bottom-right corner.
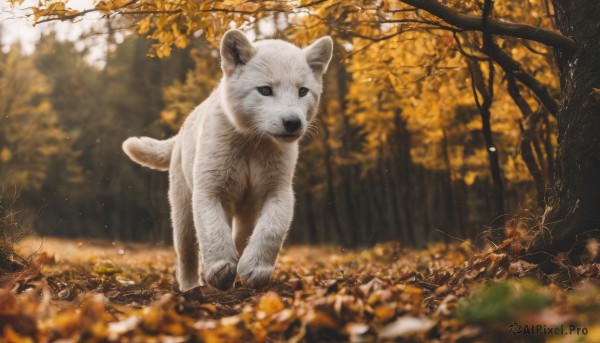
(475, 0), (559, 116)
(33, 0), (321, 24)
(507, 74), (547, 207)
(35, 0), (139, 24)
(379, 18), (459, 32)
(483, 35), (559, 116)
(401, 0), (575, 51)
(518, 40), (548, 56)
(452, 32), (489, 61)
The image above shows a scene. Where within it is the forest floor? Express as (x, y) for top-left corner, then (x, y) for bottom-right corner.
(1, 235), (599, 342)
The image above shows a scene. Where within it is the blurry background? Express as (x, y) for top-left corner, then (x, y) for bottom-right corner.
(0, 1), (557, 247)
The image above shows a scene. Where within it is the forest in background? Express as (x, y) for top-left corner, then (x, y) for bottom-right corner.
(1, 1), (599, 341)
(0, 3), (558, 247)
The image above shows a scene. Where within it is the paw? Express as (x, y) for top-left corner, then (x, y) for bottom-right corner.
(238, 256), (274, 289)
(204, 260), (237, 291)
(176, 275), (200, 292)
(240, 265), (274, 289)
(176, 263), (200, 292)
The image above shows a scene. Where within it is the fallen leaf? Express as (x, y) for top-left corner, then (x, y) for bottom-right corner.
(258, 291), (285, 315)
(378, 316), (435, 339)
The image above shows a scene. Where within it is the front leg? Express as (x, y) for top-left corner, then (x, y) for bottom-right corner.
(237, 186), (294, 288)
(192, 191), (239, 291)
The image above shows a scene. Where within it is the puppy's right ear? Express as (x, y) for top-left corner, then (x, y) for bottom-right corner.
(220, 30), (256, 76)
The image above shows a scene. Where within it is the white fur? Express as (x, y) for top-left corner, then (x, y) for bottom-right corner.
(122, 30), (333, 291)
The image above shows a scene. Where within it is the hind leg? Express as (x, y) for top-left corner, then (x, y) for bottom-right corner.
(169, 167), (199, 291)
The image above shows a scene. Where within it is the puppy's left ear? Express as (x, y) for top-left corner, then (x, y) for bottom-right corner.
(220, 30), (256, 76)
(303, 36), (333, 76)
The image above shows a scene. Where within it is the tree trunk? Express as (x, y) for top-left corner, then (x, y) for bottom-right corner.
(304, 190), (318, 243)
(467, 60), (506, 227)
(321, 120), (347, 245)
(542, 115), (556, 186)
(379, 151), (403, 241)
(440, 129), (458, 236)
(393, 110), (416, 245)
(530, 1), (600, 258)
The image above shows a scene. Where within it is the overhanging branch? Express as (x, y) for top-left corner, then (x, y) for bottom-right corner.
(402, 0), (575, 51)
(483, 36), (559, 116)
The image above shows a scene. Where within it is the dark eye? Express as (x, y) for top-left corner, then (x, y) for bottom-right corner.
(257, 86), (273, 96)
(299, 87), (309, 97)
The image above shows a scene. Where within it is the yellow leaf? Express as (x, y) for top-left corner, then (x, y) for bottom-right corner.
(1, 147), (12, 162)
(258, 291), (285, 315)
(464, 171), (477, 186)
(137, 16), (152, 35)
(374, 305), (396, 322)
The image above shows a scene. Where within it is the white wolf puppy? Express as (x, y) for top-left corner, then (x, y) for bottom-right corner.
(122, 30), (333, 291)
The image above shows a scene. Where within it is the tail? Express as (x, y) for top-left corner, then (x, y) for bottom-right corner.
(122, 136), (176, 171)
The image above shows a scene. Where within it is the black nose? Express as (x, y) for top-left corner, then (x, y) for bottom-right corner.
(283, 117), (302, 133)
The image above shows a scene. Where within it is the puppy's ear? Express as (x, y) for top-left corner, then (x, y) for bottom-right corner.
(220, 30), (256, 76)
(303, 36), (333, 76)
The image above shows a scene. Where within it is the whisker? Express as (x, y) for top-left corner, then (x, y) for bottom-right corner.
(303, 120), (321, 141)
(247, 124), (264, 152)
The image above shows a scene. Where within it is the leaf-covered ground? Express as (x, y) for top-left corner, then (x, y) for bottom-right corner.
(1, 236), (599, 342)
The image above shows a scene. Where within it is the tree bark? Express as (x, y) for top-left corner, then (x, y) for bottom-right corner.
(529, 1), (600, 258)
(541, 115), (556, 186)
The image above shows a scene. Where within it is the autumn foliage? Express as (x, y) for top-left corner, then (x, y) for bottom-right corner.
(2, 237), (599, 342)
(1, 0), (600, 341)
(1, 0), (564, 243)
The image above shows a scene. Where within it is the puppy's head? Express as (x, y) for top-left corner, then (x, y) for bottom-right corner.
(219, 30), (333, 143)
